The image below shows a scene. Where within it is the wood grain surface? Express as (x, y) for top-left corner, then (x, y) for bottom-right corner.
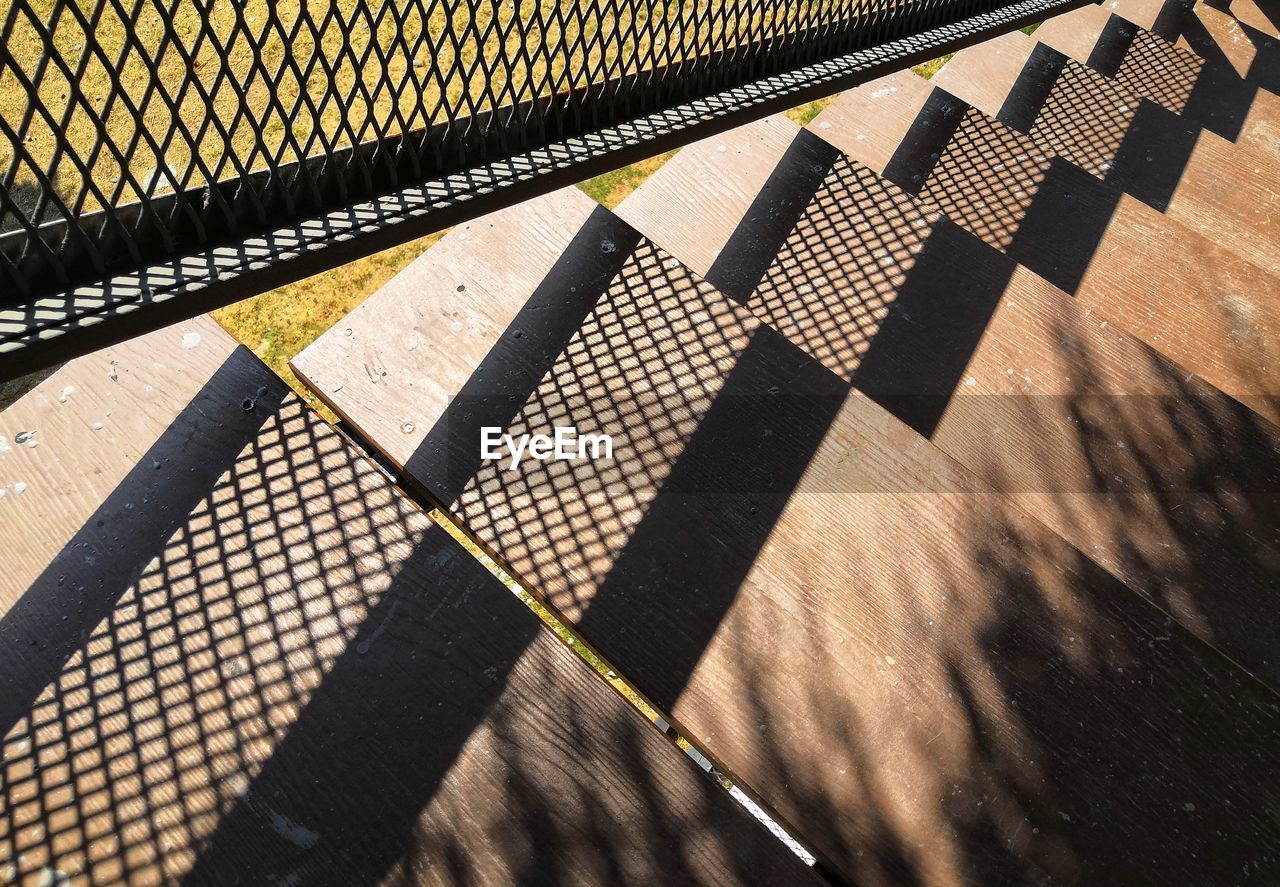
(605, 116), (801, 278)
(1106, 0), (1270, 77)
(298, 187), (1280, 886)
(1035, 3), (1117, 64)
(1037, 3), (1280, 157)
(934, 32), (1280, 275)
(813, 72), (1280, 425)
(1105, 0), (1174, 32)
(931, 30), (1037, 116)
(0, 317), (816, 886)
(1226, 0), (1280, 36)
(621, 118), (1280, 685)
(1113, 26), (1280, 154)
(1186, 1), (1278, 77)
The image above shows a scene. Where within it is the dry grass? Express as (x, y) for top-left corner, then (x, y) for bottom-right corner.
(213, 52), (954, 414)
(212, 229), (444, 418)
(1, 0), (972, 408)
(1, 0), (876, 217)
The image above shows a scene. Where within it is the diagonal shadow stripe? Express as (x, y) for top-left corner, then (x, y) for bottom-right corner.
(705, 131), (842, 304)
(0, 348), (286, 739)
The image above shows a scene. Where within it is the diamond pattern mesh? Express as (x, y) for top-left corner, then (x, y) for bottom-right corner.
(0, 0), (1037, 304)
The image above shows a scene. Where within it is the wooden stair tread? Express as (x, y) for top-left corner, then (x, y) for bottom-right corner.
(930, 29), (1040, 117)
(0, 317), (813, 886)
(934, 31), (1280, 274)
(605, 115), (800, 278)
(1115, 25), (1280, 146)
(1035, 2), (1121, 64)
(1109, 0), (1278, 81)
(1226, 0), (1280, 37)
(292, 187), (603, 472)
(811, 71), (1280, 425)
(621, 116), (1280, 684)
(297, 188), (1280, 885)
(1036, 3), (1280, 153)
(1185, 2), (1280, 80)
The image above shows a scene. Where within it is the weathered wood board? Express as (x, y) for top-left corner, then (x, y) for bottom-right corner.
(1107, 0), (1279, 82)
(607, 115), (801, 279)
(296, 186), (1280, 886)
(0, 317), (816, 886)
(1226, 0), (1280, 37)
(1035, 3), (1280, 156)
(618, 117), (1280, 689)
(932, 30), (1280, 275)
(1037, 2), (1139, 66)
(810, 71), (1280, 425)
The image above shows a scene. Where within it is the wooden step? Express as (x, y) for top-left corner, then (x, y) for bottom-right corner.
(811, 70), (1280, 425)
(1100, 0), (1279, 84)
(1034, 3), (1280, 153)
(0, 317), (815, 886)
(604, 116), (801, 279)
(1225, 0), (1280, 37)
(296, 185), (1280, 886)
(931, 30), (1280, 274)
(618, 114), (1280, 686)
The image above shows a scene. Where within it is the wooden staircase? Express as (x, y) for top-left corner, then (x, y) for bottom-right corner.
(814, 66), (1280, 421)
(4, 0), (1280, 883)
(0, 317), (815, 885)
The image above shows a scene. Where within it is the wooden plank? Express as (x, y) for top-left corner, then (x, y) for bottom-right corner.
(1188, 2), (1280, 78)
(810, 71), (1280, 426)
(1037, 3), (1280, 156)
(1114, 25), (1280, 154)
(1104, 0), (1176, 31)
(1035, 3), (1120, 64)
(603, 116), (800, 278)
(297, 188), (1280, 886)
(1102, 0), (1246, 75)
(1228, 0), (1280, 37)
(619, 119), (1280, 686)
(0, 317), (817, 886)
(931, 30), (1038, 118)
(291, 188), (602, 471)
(1, 319), (250, 600)
(933, 31), (1280, 275)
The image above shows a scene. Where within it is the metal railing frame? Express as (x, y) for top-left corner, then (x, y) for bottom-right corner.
(0, 0), (1096, 379)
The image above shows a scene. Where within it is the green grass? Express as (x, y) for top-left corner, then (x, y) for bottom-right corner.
(785, 97), (836, 125)
(913, 54), (953, 79)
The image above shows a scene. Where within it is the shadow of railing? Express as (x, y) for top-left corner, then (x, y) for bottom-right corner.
(6, 64), (1280, 879)
(1076, 5), (1263, 143)
(363, 129), (1280, 881)
(716, 124), (1280, 688)
(1250, 0), (1280, 35)
(996, 45), (1200, 212)
(0, 347), (802, 885)
(1190, 0), (1280, 89)
(0, 354), (287, 740)
(862, 73), (1280, 420)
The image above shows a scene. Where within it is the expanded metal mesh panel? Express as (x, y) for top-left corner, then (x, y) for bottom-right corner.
(2, 0), (1011, 285)
(0, 0), (1081, 376)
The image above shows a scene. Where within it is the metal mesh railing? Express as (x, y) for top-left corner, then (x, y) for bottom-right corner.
(0, 0), (1081, 373)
